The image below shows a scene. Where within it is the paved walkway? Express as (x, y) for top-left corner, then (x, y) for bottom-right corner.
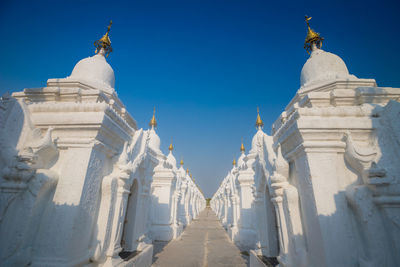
(152, 208), (248, 267)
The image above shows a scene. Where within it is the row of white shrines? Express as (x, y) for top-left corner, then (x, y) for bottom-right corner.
(0, 25), (205, 267)
(1, 19), (400, 267)
(211, 19), (400, 267)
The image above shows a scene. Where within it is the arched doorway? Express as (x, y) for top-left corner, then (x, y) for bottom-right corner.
(121, 179), (139, 252)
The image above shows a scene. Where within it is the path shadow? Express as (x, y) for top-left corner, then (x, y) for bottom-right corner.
(239, 251), (250, 266)
(152, 240), (170, 264)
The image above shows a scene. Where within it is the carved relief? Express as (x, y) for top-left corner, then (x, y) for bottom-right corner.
(0, 99), (59, 265)
(343, 131), (396, 266)
(343, 131), (386, 185)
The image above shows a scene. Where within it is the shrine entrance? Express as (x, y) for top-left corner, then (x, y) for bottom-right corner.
(121, 179), (139, 252)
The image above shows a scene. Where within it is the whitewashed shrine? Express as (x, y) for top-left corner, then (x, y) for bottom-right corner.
(0, 22), (205, 267)
(212, 17), (400, 267)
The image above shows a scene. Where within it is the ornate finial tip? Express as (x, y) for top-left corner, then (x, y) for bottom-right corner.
(168, 142), (174, 151)
(240, 142), (245, 153)
(94, 20), (113, 57)
(180, 159), (184, 165)
(149, 107), (157, 128)
(255, 107), (264, 128)
(304, 15), (324, 54)
(232, 158), (236, 166)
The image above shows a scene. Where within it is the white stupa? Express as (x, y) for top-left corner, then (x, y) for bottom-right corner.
(237, 140), (246, 166)
(300, 16), (356, 88)
(249, 107), (265, 154)
(148, 108), (162, 153)
(69, 50), (115, 89)
(178, 159), (185, 176)
(66, 21), (116, 93)
(167, 141), (177, 168)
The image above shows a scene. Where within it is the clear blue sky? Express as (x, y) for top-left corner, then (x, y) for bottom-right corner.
(1, 0), (399, 197)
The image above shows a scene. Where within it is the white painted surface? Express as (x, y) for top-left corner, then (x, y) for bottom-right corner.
(0, 49), (205, 267)
(212, 46), (400, 267)
(69, 48), (115, 91)
(300, 48), (355, 88)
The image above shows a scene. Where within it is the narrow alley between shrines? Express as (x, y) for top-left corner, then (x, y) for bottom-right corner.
(152, 208), (248, 267)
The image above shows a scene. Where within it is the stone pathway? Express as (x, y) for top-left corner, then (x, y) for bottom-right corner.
(152, 208), (248, 267)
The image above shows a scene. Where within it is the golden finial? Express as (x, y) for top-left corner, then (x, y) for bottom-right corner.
(255, 107), (264, 128)
(169, 138), (174, 151)
(94, 20), (113, 57)
(232, 158), (236, 166)
(240, 137), (245, 153)
(304, 16), (324, 54)
(149, 107), (157, 128)
(180, 158), (184, 166)
(186, 168), (189, 174)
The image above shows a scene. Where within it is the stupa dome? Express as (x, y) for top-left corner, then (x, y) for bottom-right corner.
(300, 16), (355, 88)
(69, 21), (115, 90)
(69, 52), (115, 89)
(147, 107), (161, 152)
(238, 153), (246, 166)
(179, 164), (186, 176)
(167, 152), (177, 168)
(300, 49), (351, 87)
(250, 129), (264, 153)
(148, 128), (161, 152)
(248, 108), (265, 153)
(166, 140), (176, 167)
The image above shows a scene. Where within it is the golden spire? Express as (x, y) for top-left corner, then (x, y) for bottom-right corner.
(304, 16), (324, 54)
(240, 138), (245, 153)
(232, 158), (236, 166)
(180, 158), (184, 166)
(255, 107), (264, 128)
(149, 107), (157, 128)
(168, 138), (174, 151)
(94, 20), (113, 57)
